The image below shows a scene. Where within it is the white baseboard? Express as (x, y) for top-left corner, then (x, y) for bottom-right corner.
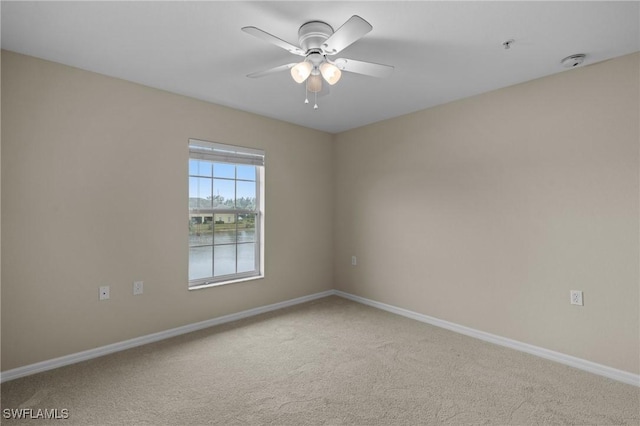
(0, 290), (334, 383)
(3, 288), (638, 388)
(334, 290), (639, 387)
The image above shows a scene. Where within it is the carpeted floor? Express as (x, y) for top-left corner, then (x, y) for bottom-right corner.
(1, 296), (638, 425)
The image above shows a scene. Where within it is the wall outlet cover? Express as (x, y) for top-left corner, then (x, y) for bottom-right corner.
(570, 290), (583, 306)
(99, 286), (110, 301)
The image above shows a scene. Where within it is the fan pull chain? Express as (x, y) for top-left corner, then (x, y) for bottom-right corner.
(313, 91), (318, 110)
(304, 85), (309, 104)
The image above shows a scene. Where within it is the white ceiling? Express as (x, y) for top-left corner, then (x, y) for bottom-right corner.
(2, 1), (639, 134)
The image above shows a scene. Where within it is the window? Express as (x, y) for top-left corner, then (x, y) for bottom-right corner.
(188, 139), (264, 288)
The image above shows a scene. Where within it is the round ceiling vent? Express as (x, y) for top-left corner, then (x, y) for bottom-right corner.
(561, 54), (586, 68)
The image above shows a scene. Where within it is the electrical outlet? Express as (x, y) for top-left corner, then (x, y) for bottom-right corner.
(351, 256), (357, 266)
(133, 281), (144, 296)
(99, 286), (110, 301)
(570, 290), (583, 306)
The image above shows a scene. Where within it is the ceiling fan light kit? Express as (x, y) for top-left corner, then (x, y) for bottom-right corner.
(306, 74), (323, 93)
(242, 15), (394, 110)
(291, 61), (312, 83)
(320, 62), (341, 85)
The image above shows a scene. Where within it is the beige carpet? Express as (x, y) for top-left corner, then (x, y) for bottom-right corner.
(1, 296), (638, 425)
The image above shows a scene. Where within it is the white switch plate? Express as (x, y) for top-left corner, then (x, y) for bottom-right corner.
(570, 290), (583, 306)
(133, 281), (143, 296)
(351, 256), (357, 266)
(99, 286), (110, 301)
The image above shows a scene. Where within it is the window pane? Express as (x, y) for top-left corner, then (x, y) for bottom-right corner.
(213, 178), (235, 208)
(237, 214), (256, 242)
(236, 180), (256, 210)
(213, 163), (235, 179)
(190, 160), (212, 177)
(236, 165), (255, 181)
(214, 214), (236, 245)
(237, 228), (255, 243)
(189, 159), (198, 176)
(214, 245), (236, 276)
(189, 177), (212, 209)
(237, 243), (256, 273)
(190, 218), (213, 245)
(189, 246), (212, 281)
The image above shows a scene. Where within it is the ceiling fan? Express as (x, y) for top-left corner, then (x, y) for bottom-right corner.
(242, 15), (394, 108)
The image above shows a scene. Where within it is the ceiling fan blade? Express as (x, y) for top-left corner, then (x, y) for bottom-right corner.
(322, 15), (372, 55)
(242, 26), (305, 56)
(247, 63), (297, 78)
(334, 58), (394, 78)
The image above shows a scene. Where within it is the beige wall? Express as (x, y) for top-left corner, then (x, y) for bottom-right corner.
(334, 53), (640, 374)
(1, 51), (334, 371)
(2, 50), (638, 376)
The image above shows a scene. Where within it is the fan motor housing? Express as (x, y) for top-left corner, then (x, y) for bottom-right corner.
(298, 21), (333, 52)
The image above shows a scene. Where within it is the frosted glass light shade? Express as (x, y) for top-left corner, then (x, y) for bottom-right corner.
(306, 74), (323, 93)
(320, 62), (342, 85)
(291, 62), (312, 83)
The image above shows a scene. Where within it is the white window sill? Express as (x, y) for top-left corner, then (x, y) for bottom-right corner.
(188, 274), (264, 291)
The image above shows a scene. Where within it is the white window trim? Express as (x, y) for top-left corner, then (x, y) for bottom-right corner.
(188, 139), (265, 289)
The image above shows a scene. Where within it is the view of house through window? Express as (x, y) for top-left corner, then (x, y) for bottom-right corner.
(188, 140), (264, 288)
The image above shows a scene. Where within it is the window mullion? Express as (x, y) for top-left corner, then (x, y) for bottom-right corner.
(235, 214), (239, 274)
(210, 173), (215, 278)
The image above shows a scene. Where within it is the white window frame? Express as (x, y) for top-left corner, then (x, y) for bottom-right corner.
(188, 139), (264, 289)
